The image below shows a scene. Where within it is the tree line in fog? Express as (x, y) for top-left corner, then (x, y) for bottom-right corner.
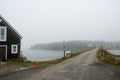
(30, 40), (120, 51)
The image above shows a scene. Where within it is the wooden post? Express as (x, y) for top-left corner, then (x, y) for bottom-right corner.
(63, 45), (66, 58)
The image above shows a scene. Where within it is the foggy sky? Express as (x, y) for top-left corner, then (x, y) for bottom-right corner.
(0, 0), (120, 49)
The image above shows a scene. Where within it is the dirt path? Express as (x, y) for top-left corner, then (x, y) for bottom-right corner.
(38, 49), (120, 80)
(0, 49), (120, 80)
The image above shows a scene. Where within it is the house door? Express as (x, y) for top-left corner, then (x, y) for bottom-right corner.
(0, 46), (6, 61)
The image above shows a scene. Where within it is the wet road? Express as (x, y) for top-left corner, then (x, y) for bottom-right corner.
(0, 65), (48, 80)
(0, 49), (120, 80)
(39, 49), (120, 80)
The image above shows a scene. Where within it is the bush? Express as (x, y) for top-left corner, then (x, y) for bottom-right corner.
(19, 54), (27, 62)
(97, 48), (120, 66)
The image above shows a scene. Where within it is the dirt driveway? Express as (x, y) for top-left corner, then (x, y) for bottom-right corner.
(38, 49), (120, 80)
(0, 49), (120, 80)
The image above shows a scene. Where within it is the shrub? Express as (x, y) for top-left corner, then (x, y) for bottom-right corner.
(97, 48), (120, 66)
(19, 54), (27, 62)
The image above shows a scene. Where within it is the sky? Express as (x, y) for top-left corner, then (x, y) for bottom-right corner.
(0, 0), (120, 49)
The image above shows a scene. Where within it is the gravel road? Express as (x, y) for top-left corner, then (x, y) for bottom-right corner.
(0, 49), (120, 80)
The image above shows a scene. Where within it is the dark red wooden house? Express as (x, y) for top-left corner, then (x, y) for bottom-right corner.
(0, 15), (22, 61)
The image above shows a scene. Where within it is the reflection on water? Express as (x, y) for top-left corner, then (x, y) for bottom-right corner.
(23, 50), (64, 61)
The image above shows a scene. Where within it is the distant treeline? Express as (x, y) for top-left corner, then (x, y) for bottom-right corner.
(30, 40), (120, 51)
(30, 41), (96, 51)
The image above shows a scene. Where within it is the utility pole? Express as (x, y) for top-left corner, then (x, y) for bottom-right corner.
(63, 45), (66, 58)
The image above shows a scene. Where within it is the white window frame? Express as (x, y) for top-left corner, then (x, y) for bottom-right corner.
(11, 45), (18, 54)
(0, 26), (7, 41)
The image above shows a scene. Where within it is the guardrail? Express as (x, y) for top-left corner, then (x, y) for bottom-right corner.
(101, 49), (120, 61)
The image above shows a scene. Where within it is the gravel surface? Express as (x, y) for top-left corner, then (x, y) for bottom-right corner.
(38, 49), (120, 80)
(0, 64), (21, 76)
(0, 49), (120, 80)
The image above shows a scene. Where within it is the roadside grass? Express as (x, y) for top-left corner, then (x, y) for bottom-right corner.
(65, 49), (91, 58)
(38, 58), (67, 65)
(97, 48), (120, 66)
(5, 60), (34, 67)
(4, 58), (66, 67)
(3, 49), (92, 67)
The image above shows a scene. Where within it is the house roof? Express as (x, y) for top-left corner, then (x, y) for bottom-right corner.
(0, 15), (22, 39)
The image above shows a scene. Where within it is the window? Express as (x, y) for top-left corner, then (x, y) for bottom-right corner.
(11, 45), (18, 54)
(0, 27), (6, 41)
(0, 19), (2, 22)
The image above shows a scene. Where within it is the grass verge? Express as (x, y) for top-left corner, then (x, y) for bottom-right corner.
(97, 48), (120, 66)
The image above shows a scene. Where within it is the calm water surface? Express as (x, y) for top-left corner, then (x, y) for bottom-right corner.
(108, 50), (120, 55)
(23, 50), (64, 61)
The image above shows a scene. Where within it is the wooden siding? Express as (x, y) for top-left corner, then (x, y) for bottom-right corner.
(0, 18), (21, 60)
(7, 28), (21, 59)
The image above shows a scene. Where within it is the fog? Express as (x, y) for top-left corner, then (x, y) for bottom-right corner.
(0, 0), (120, 49)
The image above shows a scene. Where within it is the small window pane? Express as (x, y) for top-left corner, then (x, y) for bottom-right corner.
(12, 45), (18, 54)
(0, 27), (6, 41)
(1, 29), (5, 39)
(13, 46), (16, 52)
(1, 29), (4, 35)
(0, 19), (2, 22)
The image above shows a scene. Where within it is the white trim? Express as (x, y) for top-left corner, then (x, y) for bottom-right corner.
(0, 45), (7, 60)
(0, 15), (22, 39)
(0, 26), (7, 41)
(11, 45), (18, 54)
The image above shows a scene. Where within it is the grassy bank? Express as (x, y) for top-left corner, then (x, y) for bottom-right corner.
(97, 48), (120, 66)
(2, 49), (92, 67)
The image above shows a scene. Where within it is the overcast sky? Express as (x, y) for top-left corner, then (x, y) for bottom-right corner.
(0, 0), (120, 49)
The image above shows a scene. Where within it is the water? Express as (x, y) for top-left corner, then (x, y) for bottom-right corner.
(108, 50), (120, 55)
(23, 50), (64, 61)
